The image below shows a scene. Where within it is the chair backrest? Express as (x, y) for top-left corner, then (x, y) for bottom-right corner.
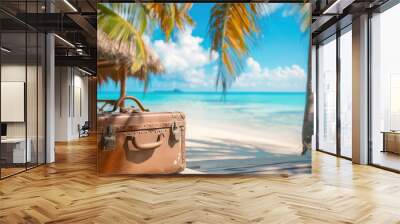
(82, 121), (90, 129)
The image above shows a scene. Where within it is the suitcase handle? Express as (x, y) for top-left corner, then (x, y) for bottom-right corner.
(113, 96), (149, 113)
(98, 100), (117, 113)
(126, 134), (164, 151)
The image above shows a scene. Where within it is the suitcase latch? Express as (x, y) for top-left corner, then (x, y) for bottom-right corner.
(171, 121), (180, 143)
(103, 125), (116, 151)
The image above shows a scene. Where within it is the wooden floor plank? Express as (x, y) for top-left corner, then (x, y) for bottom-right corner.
(0, 136), (399, 223)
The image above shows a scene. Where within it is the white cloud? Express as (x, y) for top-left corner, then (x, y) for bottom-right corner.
(270, 65), (305, 78)
(246, 57), (262, 74)
(151, 28), (218, 86)
(282, 7), (297, 17)
(260, 4), (299, 18)
(233, 57), (306, 91)
(148, 32), (306, 91)
(152, 28), (218, 72)
(260, 3), (283, 16)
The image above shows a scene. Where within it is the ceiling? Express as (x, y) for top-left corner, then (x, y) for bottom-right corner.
(311, 0), (391, 43)
(1, 0), (395, 74)
(0, 0), (97, 74)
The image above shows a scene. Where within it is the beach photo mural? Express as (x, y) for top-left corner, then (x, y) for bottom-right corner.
(97, 3), (312, 175)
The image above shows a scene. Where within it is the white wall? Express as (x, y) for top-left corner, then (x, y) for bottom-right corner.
(54, 67), (89, 141)
(55, 66), (70, 141)
(71, 73), (89, 138)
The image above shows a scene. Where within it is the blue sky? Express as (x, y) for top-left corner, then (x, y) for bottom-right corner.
(99, 3), (310, 93)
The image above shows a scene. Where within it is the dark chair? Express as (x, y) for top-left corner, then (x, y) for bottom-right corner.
(78, 121), (90, 138)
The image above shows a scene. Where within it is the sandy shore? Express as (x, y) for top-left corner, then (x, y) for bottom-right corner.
(188, 120), (303, 155)
(143, 103), (310, 174)
(182, 121), (311, 174)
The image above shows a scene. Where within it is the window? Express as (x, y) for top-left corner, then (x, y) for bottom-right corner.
(370, 3), (400, 171)
(318, 36), (337, 154)
(339, 28), (352, 158)
(0, 1), (46, 179)
(390, 74), (400, 130)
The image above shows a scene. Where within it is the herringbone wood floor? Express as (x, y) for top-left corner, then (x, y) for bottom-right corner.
(1, 136), (400, 224)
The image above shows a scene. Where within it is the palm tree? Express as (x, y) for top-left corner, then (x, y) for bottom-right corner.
(208, 3), (264, 92)
(97, 3), (193, 106)
(208, 3), (312, 154)
(97, 30), (165, 100)
(98, 3), (150, 107)
(298, 4), (312, 154)
(98, 3), (148, 74)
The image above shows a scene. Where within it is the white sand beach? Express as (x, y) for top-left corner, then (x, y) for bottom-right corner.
(109, 91), (312, 175)
(182, 118), (311, 174)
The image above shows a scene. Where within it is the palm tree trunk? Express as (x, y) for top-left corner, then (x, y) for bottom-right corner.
(301, 42), (314, 154)
(119, 67), (127, 108)
(120, 77), (127, 108)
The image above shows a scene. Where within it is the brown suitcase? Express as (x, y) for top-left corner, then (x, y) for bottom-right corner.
(97, 96), (186, 175)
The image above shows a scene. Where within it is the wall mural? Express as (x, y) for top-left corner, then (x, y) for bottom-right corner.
(97, 3), (312, 175)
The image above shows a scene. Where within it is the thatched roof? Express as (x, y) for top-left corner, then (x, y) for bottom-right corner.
(97, 30), (165, 84)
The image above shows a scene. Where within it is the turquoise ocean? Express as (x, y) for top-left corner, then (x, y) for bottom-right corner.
(98, 91), (306, 129)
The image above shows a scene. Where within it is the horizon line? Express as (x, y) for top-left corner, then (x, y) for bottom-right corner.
(98, 90), (306, 93)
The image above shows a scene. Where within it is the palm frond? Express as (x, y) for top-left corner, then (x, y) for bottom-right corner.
(145, 3), (194, 41)
(299, 4), (311, 32)
(97, 30), (165, 88)
(209, 3), (263, 91)
(97, 3), (194, 93)
(98, 3), (148, 72)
